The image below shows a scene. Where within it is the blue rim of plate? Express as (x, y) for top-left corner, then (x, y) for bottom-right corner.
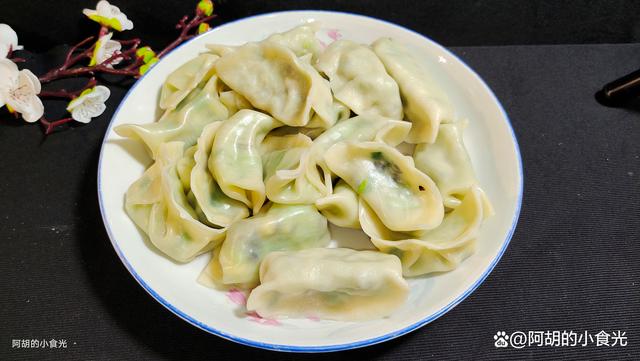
(97, 10), (524, 353)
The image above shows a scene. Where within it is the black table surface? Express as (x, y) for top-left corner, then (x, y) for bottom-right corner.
(2, 4), (640, 361)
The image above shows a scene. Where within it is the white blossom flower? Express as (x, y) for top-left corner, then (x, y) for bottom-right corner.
(0, 59), (44, 123)
(90, 32), (122, 67)
(66, 85), (110, 123)
(0, 24), (23, 59)
(83, 1), (133, 31)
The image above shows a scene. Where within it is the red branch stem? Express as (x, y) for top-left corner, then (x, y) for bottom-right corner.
(39, 37), (141, 82)
(157, 13), (217, 58)
(6, 45), (26, 62)
(39, 78), (97, 99)
(24, 6), (218, 135)
(39, 117), (74, 135)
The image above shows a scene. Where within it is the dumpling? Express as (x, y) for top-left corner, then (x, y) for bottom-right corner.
(261, 133), (329, 204)
(215, 41), (335, 127)
(310, 115), (411, 183)
(219, 90), (253, 115)
(316, 39), (403, 119)
(176, 145), (197, 191)
(206, 23), (322, 60)
(267, 125), (326, 140)
(310, 115), (411, 163)
(216, 204), (331, 287)
(115, 75), (228, 159)
(360, 186), (485, 276)
(159, 53), (218, 111)
(264, 22), (322, 61)
(190, 122), (249, 227)
(315, 180), (360, 229)
(307, 99), (351, 129)
(208, 110), (281, 214)
(205, 43), (235, 57)
(125, 142), (225, 262)
(324, 141), (443, 231)
(413, 121), (493, 212)
(372, 37), (454, 144)
(246, 248), (409, 321)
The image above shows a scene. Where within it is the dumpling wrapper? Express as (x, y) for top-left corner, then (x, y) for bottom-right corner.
(310, 115), (411, 190)
(316, 39), (403, 119)
(125, 142), (225, 263)
(246, 248), (409, 321)
(261, 133), (329, 204)
(315, 180), (360, 229)
(190, 122), (249, 227)
(208, 109), (281, 214)
(212, 204), (331, 287)
(263, 22), (323, 61)
(205, 23), (322, 60)
(325, 141), (443, 232)
(372, 37), (454, 144)
(159, 53), (218, 111)
(360, 186), (486, 276)
(215, 41), (335, 128)
(413, 121), (493, 212)
(115, 75), (228, 159)
(219, 90), (253, 115)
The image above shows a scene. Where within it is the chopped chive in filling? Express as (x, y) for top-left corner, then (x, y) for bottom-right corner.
(371, 151), (403, 184)
(357, 179), (368, 194)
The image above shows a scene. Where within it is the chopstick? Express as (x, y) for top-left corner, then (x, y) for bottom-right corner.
(597, 68), (640, 107)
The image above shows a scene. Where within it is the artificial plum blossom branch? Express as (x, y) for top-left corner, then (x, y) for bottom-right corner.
(22, 0), (217, 134)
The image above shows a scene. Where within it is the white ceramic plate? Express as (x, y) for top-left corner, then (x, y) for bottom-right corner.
(98, 10), (523, 352)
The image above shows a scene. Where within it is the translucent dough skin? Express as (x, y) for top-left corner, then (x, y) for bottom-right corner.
(324, 141), (443, 231)
(261, 134), (329, 204)
(215, 41), (335, 128)
(208, 110), (281, 214)
(125, 142), (225, 263)
(190, 122), (249, 227)
(372, 37), (454, 144)
(159, 53), (218, 111)
(315, 180), (360, 229)
(315, 40), (403, 119)
(115, 75), (228, 159)
(360, 186), (484, 276)
(246, 248), (409, 321)
(218, 204), (331, 286)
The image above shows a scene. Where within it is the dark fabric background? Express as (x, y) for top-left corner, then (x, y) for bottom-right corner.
(3, 0), (640, 50)
(1, 1), (639, 360)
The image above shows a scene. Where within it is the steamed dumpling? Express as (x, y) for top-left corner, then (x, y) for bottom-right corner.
(372, 37), (454, 144)
(310, 115), (411, 186)
(125, 142), (225, 262)
(215, 41), (335, 127)
(190, 122), (249, 227)
(261, 133), (329, 204)
(360, 186), (485, 276)
(159, 53), (219, 110)
(246, 248), (409, 321)
(115, 75), (228, 159)
(316, 39), (403, 119)
(213, 204), (331, 287)
(206, 23), (322, 60)
(264, 22), (323, 61)
(208, 110), (281, 214)
(315, 180), (360, 229)
(325, 141), (443, 231)
(413, 121), (489, 210)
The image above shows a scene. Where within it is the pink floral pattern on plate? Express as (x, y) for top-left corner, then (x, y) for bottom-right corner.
(327, 29), (343, 41)
(226, 288), (247, 306)
(226, 288), (281, 326)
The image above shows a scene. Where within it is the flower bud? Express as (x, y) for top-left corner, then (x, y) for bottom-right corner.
(197, 0), (214, 17)
(198, 23), (210, 34)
